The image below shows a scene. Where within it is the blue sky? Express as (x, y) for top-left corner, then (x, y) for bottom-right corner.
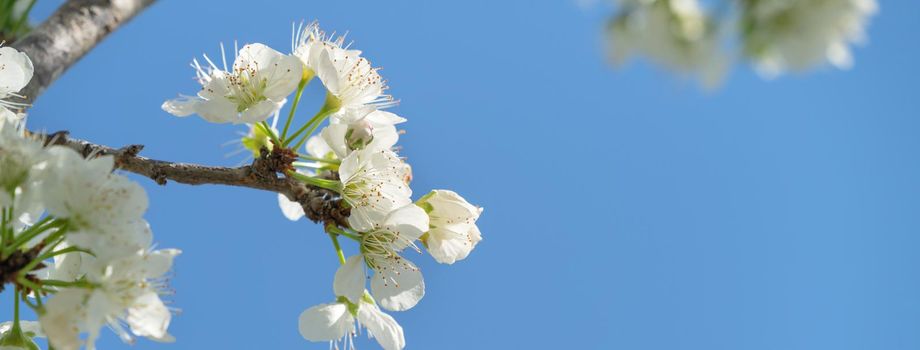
(10, 0), (920, 349)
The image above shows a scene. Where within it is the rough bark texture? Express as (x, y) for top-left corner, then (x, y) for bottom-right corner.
(10, 0), (157, 105)
(42, 131), (352, 228)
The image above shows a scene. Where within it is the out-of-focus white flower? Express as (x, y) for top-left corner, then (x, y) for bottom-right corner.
(339, 149), (412, 232)
(0, 46), (33, 116)
(417, 190), (483, 264)
(321, 109), (405, 159)
(39, 147), (152, 260)
(163, 43), (302, 124)
(607, 0), (727, 87)
(335, 204), (428, 311)
(0, 114), (45, 225)
(41, 248), (180, 350)
(742, 0), (878, 77)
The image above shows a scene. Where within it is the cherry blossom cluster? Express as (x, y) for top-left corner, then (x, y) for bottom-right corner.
(606, 0), (878, 86)
(162, 22), (484, 350)
(0, 47), (179, 349)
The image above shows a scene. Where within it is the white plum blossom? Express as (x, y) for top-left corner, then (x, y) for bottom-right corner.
(294, 24), (395, 122)
(163, 43), (303, 124)
(40, 248), (180, 350)
(38, 147), (152, 260)
(321, 109), (405, 159)
(0, 115), (45, 226)
(300, 266), (405, 350)
(299, 297), (405, 350)
(607, 0), (727, 87)
(339, 149), (412, 232)
(0, 46), (33, 117)
(742, 0), (878, 77)
(417, 190), (484, 264)
(335, 204), (428, 311)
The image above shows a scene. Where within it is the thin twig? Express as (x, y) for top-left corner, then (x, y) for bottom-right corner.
(42, 131), (351, 228)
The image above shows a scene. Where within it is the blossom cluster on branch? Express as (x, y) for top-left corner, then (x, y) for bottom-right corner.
(1, 45), (178, 350)
(1, 18), (484, 350)
(161, 22), (485, 350)
(606, 0), (879, 86)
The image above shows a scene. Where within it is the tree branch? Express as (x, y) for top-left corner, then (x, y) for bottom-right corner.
(7, 0), (353, 228)
(11, 0), (158, 105)
(42, 131), (351, 228)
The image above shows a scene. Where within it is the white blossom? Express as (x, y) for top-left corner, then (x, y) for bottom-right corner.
(40, 248), (180, 350)
(335, 204), (428, 311)
(321, 109), (405, 159)
(299, 297), (405, 350)
(607, 0), (727, 87)
(0, 114), (45, 226)
(742, 0), (878, 77)
(300, 268), (405, 350)
(163, 43), (303, 124)
(0, 46), (33, 116)
(294, 24), (395, 122)
(38, 147), (152, 260)
(417, 190), (483, 264)
(339, 149), (412, 232)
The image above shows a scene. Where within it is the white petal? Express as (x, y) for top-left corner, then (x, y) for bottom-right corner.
(383, 204), (429, 244)
(126, 291), (172, 339)
(239, 100), (282, 124)
(161, 97), (200, 117)
(195, 96), (238, 124)
(277, 193), (305, 221)
(305, 135), (334, 159)
(261, 54), (304, 99)
(40, 288), (88, 350)
(365, 110), (407, 126)
(427, 225), (476, 264)
(370, 260), (425, 311)
(334, 255), (366, 304)
(143, 248), (181, 278)
(320, 124), (350, 158)
(357, 303), (405, 350)
(0, 46), (33, 95)
(298, 303), (354, 342)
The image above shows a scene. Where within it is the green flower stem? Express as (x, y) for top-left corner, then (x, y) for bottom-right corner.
(15, 276), (46, 295)
(10, 0), (35, 34)
(287, 171), (342, 192)
(0, 0), (15, 29)
(297, 153), (341, 165)
(326, 225), (361, 242)
(3, 218), (63, 257)
(13, 285), (20, 329)
(280, 70), (315, 140)
(284, 92), (341, 148)
(39, 279), (94, 289)
(327, 230), (347, 265)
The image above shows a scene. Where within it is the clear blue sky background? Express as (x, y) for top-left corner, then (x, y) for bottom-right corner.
(8, 0), (920, 349)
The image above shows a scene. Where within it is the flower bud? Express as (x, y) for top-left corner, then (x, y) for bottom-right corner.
(345, 119), (374, 151)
